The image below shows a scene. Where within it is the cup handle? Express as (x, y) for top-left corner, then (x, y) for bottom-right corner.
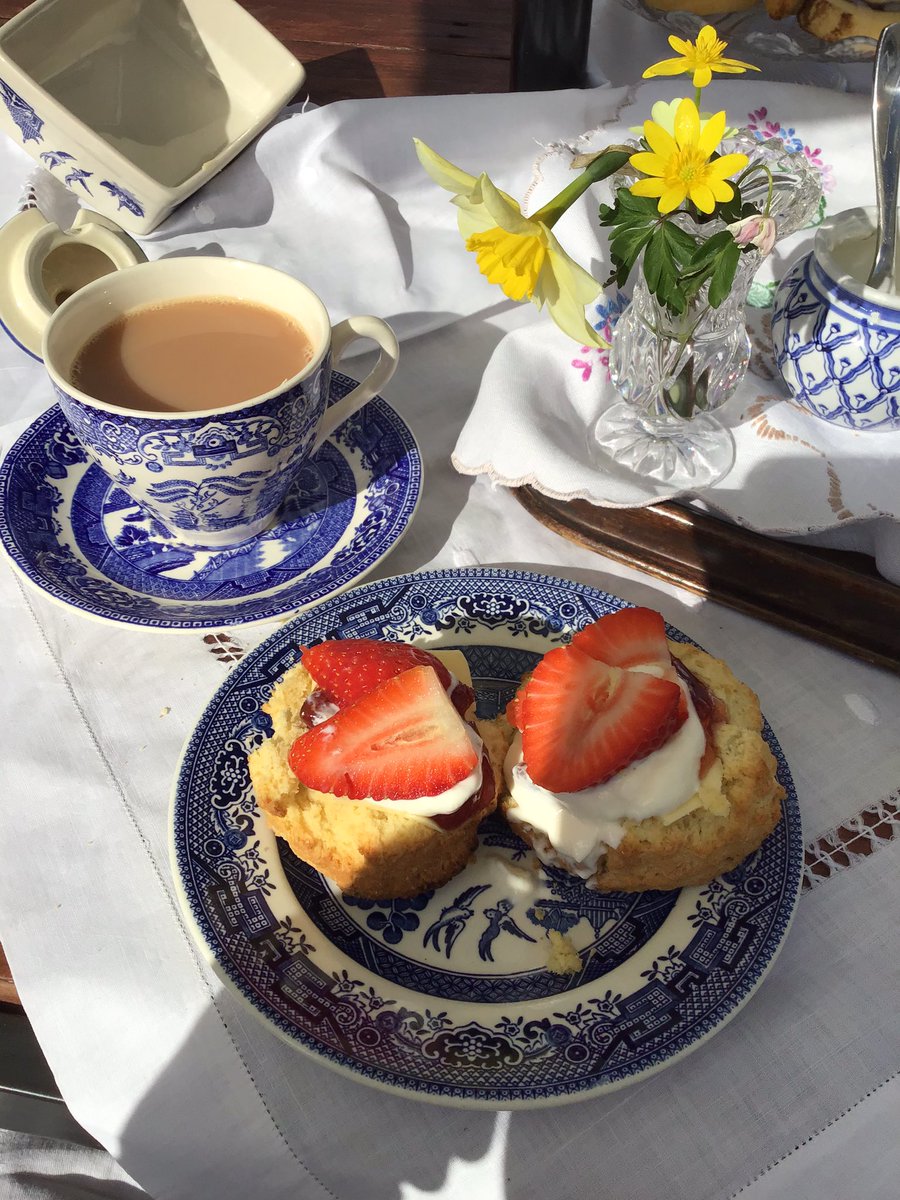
(310, 315), (399, 452)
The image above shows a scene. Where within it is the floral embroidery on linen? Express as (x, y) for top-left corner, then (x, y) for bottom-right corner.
(570, 291), (629, 382)
(745, 107), (836, 194)
(745, 397), (853, 519)
(802, 793), (900, 891)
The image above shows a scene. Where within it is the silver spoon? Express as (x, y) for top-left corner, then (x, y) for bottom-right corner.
(868, 22), (900, 290)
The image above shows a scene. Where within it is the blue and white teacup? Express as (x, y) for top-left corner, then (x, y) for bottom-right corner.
(772, 207), (900, 432)
(40, 256), (399, 547)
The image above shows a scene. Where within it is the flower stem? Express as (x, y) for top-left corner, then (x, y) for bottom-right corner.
(736, 161), (774, 214)
(532, 146), (632, 228)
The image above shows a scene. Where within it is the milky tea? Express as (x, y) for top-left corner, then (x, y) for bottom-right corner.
(70, 296), (314, 413)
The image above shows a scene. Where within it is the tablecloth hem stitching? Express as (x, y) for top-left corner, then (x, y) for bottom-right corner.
(449, 456), (672, 507)
(13, 575), (341, 1200)
(802, 789), (900, 891)
(727, 1065), (900, 1198)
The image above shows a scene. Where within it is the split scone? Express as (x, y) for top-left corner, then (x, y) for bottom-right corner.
(501, 608), (784, 893)
(247, 639), (507, 900)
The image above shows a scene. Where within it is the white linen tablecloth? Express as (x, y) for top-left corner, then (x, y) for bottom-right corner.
(1, 27), (899, 1200)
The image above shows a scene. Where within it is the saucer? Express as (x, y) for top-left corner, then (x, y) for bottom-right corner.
(0, 373), (422, 630)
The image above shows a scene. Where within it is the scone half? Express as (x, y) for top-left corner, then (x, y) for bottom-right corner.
(248, 649), (507, 900)
(502, 641), (784, 893)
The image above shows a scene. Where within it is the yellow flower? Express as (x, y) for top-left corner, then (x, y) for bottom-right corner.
(629, 98), (748, 215)
(414, 139), (603, 347)
(629, 97), (736, 140)
(643, 26), (759, 89)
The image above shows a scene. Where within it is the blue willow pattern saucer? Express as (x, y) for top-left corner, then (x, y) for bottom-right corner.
(0, 374), (421, 629)
(170, 568), (803, 1107)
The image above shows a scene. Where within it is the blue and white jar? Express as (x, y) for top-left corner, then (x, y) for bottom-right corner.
(772, 207), (900, 432)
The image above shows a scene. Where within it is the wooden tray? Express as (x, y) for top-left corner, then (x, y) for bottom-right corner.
(515, 487), (900, 675)
(0, 942), (20, 1007)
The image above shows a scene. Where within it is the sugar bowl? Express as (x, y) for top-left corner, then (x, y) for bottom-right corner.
(772, 206), (900, 432)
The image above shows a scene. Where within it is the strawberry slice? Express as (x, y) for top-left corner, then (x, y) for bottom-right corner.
(301, 638), (474, 716)
(570, 607), (690, 726)
(520, 644), (684, 793)
(570, 607), (673, 673)
(288, 665), (480, 801)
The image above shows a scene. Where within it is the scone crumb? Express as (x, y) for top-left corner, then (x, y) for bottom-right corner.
(546, 930), (581, 976)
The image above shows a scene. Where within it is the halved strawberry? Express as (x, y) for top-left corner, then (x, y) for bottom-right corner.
(520, 644), (684, 793)
(570, 607), (690, 726)
(301, 638), (474, 716)
(571, 607), (673, 673)
(288, 665), (479, 801)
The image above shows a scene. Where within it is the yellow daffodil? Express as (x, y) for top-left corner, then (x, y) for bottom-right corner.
(643, 26), (759, 89)
(414, 138), (604, 347)
(629, 98), (748, 215)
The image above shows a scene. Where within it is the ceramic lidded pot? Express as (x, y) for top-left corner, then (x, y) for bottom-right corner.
(0, 0), (304, 235)
(772, 207), (900, 432)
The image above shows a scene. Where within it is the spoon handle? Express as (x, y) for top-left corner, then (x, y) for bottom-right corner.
(869, 23), (900, 290)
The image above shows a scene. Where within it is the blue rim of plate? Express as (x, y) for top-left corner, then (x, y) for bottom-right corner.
(170, 567), (803, 1108)
(0, 373), (421, 630)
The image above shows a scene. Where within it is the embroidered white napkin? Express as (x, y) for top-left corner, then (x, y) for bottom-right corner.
(451, 81), (900, 582)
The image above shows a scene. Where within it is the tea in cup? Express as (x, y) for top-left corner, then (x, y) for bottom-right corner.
(41, 256), (399, 547)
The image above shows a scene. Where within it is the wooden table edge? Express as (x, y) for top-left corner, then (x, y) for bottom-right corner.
(514, 486), (900, 676)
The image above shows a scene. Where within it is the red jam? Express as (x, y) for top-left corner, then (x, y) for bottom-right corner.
(674, 658), (727, 776)
(450, 682), (476, 717)
(432, 749), (495, 830)
(300, 688), (339, 727)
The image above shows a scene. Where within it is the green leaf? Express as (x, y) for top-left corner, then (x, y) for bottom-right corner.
(643, 225), (686, 315)
(714, 183), (744, 225)
(708, 239), (741, 308)
(677, 262), (710, 306)
(685, 229), (734, 272)
(661, 221), (698, 260)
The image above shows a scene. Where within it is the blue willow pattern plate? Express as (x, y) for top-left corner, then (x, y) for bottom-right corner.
(0, 374), (421, 630)
(170, 568), (802, 1107)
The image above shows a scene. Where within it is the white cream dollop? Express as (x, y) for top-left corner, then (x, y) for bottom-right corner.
(503, 684), (705, 872)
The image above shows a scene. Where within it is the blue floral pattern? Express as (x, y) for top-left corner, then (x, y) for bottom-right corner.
(0, 376), (422, 628)
(0, 78), (43, 142)
(99, 180), (144, 217)
(772, 252), (900, 430)
(54, 366), (327, 538)
(0, 89), (139, 211)
(170, 569), (803, 1104)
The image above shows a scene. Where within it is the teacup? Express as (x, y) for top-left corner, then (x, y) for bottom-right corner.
(40, 256), (399, 547)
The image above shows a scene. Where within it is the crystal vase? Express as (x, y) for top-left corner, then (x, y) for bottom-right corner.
(593, 133), (823, 491)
